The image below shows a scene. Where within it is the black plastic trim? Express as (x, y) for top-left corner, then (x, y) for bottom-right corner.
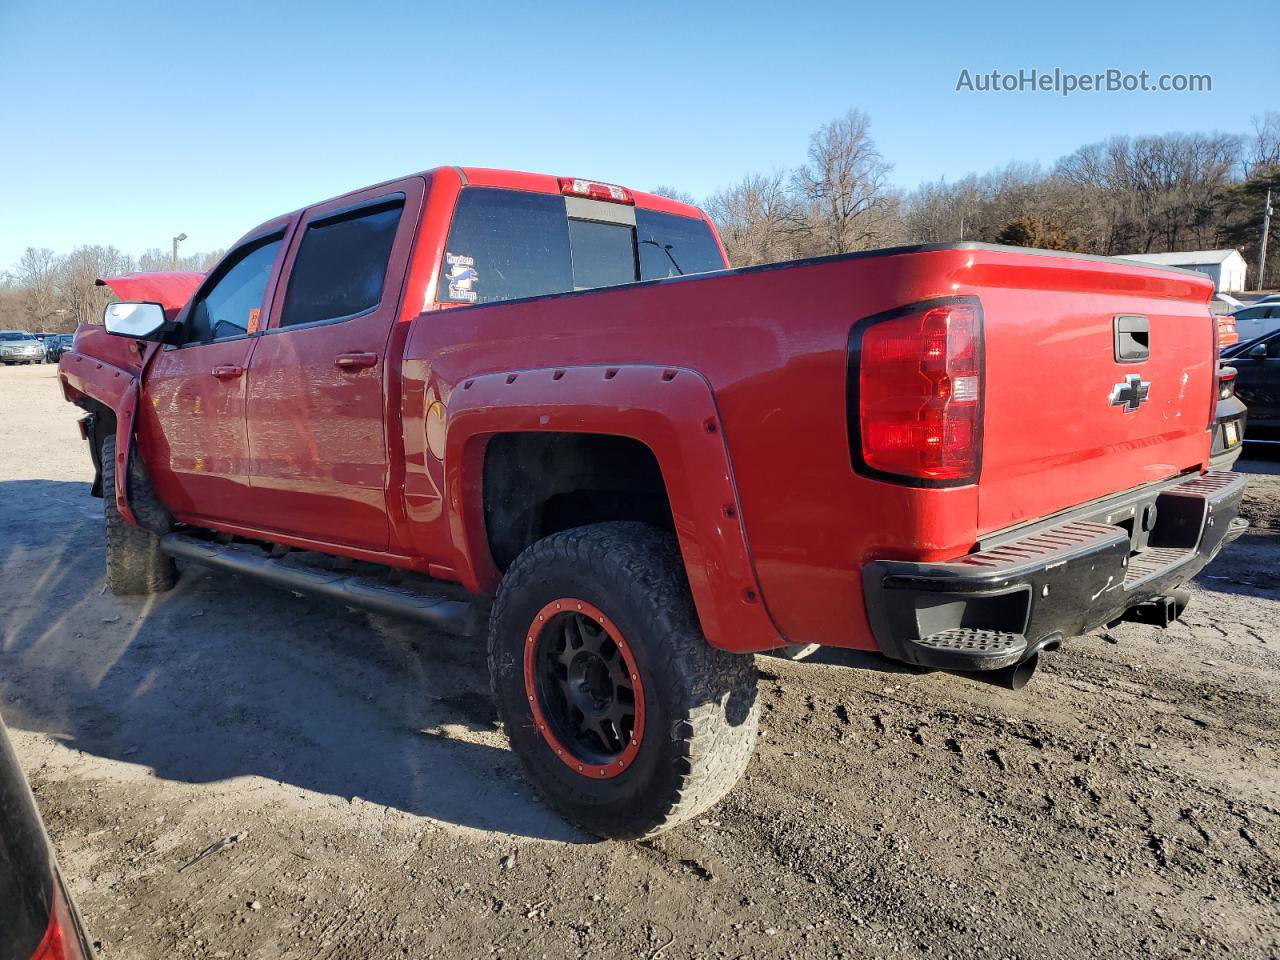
(846, 295), (985, 489)
(863, 471), (1247, 671)
(308, 193), (405, 228)
(160, 534), (479, 636)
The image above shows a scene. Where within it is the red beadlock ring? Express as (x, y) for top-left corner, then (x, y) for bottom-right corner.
(522, 598), (645, 779)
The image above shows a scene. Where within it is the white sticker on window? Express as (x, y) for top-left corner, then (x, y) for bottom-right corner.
(444, 252), (478, 303)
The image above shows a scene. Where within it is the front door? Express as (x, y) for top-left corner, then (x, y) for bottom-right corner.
(241, 179), (424, 551)
(138, 230), (287, 521)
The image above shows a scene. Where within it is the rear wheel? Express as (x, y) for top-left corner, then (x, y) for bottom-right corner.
(101, 435), (177, 595)
(488, 522), (758, 839)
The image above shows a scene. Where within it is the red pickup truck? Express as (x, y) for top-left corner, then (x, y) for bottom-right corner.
(59, 167), (1246, 839)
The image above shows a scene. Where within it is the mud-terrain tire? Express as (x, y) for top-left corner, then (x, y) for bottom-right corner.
(100, 434), (177, 595)
(767, 643), (821, 661)
(488, 522), (758, 840)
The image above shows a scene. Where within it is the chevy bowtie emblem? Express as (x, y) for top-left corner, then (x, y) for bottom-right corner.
(1109, 373), (1150, 413)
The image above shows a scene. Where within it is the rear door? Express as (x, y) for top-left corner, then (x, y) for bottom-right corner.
(139, 230), (288, 520)
(240, 178), (424, 551)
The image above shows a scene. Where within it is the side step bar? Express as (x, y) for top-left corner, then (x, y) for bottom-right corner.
(160, 534), (479, 636)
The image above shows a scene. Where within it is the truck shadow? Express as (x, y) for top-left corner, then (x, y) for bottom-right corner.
(0, 479), (583, 843)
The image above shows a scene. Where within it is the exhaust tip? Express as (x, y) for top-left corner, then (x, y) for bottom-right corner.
(1004, 652), (1039, 690)
(960, 633), (1060, 690)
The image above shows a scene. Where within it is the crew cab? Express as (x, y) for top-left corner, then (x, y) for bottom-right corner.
(59, 167), (1247, 839)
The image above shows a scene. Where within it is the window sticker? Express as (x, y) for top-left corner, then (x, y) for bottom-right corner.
(444, 252), (478, 303)
(247, 307), (261, 334)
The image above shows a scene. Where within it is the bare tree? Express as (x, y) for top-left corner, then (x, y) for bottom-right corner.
(15, 247), (60, 330)
(58, 245), (134, 328)
(1244, 113), (1280, 179)
(648, 185), (698, 206)
(1055, 132), (1240, 254)
(792, 109), (893, 255)
(138, 247), (222, 272)
(705, 171), (801, 266)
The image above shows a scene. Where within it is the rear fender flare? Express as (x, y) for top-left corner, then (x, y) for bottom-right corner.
(58, 352), (141, 528)
(443, 364), (782, 653)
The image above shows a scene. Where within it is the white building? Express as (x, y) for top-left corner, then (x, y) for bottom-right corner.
(1118, 249), (1248, 292)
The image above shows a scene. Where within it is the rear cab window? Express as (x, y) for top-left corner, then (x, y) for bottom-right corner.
(437, 188), (724, 306)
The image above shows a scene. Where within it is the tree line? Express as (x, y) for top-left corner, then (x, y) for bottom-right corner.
(4, 109), (1277, 334)
(671, 109), (1280, 283)
(0, 245), (223, 333)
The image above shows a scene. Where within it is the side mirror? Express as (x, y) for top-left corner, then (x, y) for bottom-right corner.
(1249, 343), (1267, 360)
(103, 301), (167, 340)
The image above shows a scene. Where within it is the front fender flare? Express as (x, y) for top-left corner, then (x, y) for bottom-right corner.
(59, 352), (142, 528)
(443, 364), (783, 653)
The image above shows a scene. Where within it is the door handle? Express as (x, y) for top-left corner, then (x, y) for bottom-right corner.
(211, 365), (244, 380)
(335, 352), (378, 370)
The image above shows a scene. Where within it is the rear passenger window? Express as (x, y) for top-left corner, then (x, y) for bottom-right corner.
(281, 197), (404, 328)
(440, 189), (572, 305)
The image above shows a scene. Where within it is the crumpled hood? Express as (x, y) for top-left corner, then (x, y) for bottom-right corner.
(96, 272), (204, 317)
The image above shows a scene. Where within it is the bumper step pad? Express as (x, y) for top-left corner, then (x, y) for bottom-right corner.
(906, 628), (1028, 671)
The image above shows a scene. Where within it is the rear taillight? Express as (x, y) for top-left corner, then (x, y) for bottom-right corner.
(1217, 314), (1238, 348)
(852, 298), (983, 484)
(1218, 366), (1237, 400)
(30, 881), (85, 960)
(557, 177), (635, 205)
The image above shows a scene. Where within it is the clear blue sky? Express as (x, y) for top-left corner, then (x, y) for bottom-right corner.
(0, 0), (1269, 269)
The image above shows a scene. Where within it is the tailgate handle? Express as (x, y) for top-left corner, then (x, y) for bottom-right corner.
(1114, 315), (1149, 363)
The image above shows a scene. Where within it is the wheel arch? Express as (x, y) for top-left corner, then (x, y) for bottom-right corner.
(58, 353), (143, 526)
(442, 364), (783, 653)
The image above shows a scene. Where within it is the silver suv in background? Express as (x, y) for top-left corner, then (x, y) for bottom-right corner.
(0, 331), (46, 365)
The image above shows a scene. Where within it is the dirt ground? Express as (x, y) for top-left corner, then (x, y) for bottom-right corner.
(1, 361), (1278, 960)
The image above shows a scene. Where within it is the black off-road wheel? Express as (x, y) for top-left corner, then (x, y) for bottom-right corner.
(100, 434), (177, 595)
(488, 522), (759, 840)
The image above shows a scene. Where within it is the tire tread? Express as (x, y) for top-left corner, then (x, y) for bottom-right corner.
(101, 434), (177, 595)
(487, 522), (758, 839)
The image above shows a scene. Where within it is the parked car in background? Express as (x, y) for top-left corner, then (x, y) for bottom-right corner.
(1211, 363), (1246, 467)
(44, 336), (73, 363)
(1254, 294), (1280, 304)
(1230, 302), (1280, 343)
(1224, 331), (1280, 443)
(0, 331), (46, 364)
(0, 714), (94, 960)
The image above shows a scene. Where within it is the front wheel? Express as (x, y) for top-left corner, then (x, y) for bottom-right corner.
(101, 435), (177, 595)
(488, 522), (759, 840)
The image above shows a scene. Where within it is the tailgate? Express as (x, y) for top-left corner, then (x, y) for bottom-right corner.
(968, 252), (1216, 534)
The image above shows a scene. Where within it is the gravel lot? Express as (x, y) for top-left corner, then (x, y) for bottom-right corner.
(2, 361), (1278, 959)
